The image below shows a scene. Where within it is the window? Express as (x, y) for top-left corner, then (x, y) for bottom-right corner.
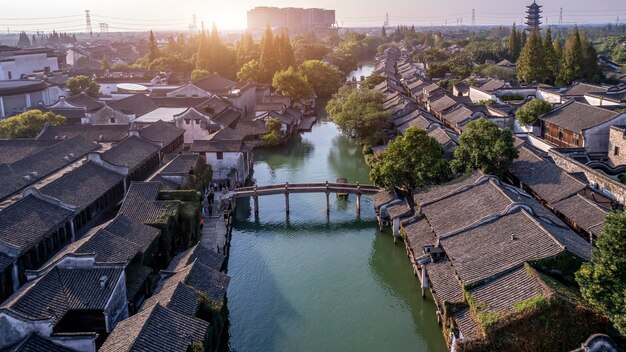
(185, 120), (190, 125)
(7, 71), (11, 79)
(109, 118), (116, 124)
(44, 66), (50, 74)
(195, 119), (200, 124)
(558, 128), (564, 141)
(573, 133), (580, 146)
(615, 146), (620, 156)
(216, 152), (223, 160)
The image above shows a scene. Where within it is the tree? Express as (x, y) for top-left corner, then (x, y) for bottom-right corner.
(67, 75), (100, 97)
(259, 24), (280, 82)
(370, 127), (449, 192)
(261, 118), (283, 146)
(0, 110), (65, 139)
(543, 29), (558, 85)
(148, 30), (160, 61)
(517, 30), (546, 84)
(100, 59), (111, 71)
(581, 33), (602, 83)
(271, 67), (313, 104)
(559, 27), (585, 85)
(326, 49), (358, 75)
(275, 33), (295, 70)
(516, 99), (552, 126)
(236, 59), (263, 83)
(326, 86), (390, 146)
(508, 23), (521, 61)
(17, 31), (30, 47)
(293, 41), (331, 64)
(381, 26), (387, 39)
(236, 32), (258, 68)
(576, 211), (626, 336)
(298, 60), (343, 98)
(450, 117), (518, 177)
(361, 74), (386, 89)
(191, 69), (211, 79)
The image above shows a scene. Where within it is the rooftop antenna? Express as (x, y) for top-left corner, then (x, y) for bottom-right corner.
(384, 13), (389, 27)
(558, 8), (563, 25)
(85, 10), (93, 36)
(472, 9), (476, 26)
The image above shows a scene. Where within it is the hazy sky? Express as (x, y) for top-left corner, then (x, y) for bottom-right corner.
(2, 0), (626, 32)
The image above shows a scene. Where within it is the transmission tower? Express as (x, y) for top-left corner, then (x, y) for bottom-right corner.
(558, 8), (563, 25)
(384, 13), (389, 27)
(99, 23), (108, 33)
(472, 9), (475, 26)
(85, 10), (93, 36)
(190, 14), (197, 33)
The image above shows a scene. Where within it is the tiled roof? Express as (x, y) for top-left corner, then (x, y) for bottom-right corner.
(101, 136), (159, 169)
(213, 108), (240, 127)
(40, 161), (124, 209)
(374, 189), (396, 209)
(108, 94), (158, 117)
(560, 83), (607, 97)
(150, 97), (210, 108)
(190, 139), (243, 153)
(414, 171), (484, 206)
(428, 125), (458, 146)
(0, 195), (73, 254)
(119, 182), (179, 224)
(453, 308), (482, 341)
(185, 261), (230, 303)
(236, 120), (267, 137)
(160, 154), (201, 175)
(427, 258), (464, 305)
(440, 209), (565, 285)
(100, 303), (209, 352)
(509, 146), (586, 203)
(36, 124), (129, 142)
(0, 135), (99, 201)
(539, 100), (621, 133)
(402, 216), (437, 254)
(138, 120), (185, 147)
(0, 252), (13, 272)
(65, 93), (104, 112)
(0, 140), (57, 164)
(2, 266), (123, 324)
(429, 94), (458, 113)
(469, 265), (547, 314)
(7, 333), (76, 352)
(193, 73), (236, 93)
(442, 105), (475, 126)
(553, 194), (607, 238)
(167, 244), (225, 272)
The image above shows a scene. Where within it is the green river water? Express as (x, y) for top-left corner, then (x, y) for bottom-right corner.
(225, 119), (448, 351)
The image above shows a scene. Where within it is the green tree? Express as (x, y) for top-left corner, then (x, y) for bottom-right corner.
(517, 30), (546, 84)
(451, 117), (518, 177)
(543, 29), (558, 85)
(67, 75), (100, 97)
(381, 26), (387, 39)
(516, 99), (552, 126)
(361, 74), (386, 89)
(508, 23), (521, 61)
(236, 59), (263, 83)
(581, 33), (602, 83)
(0, 110), (65, 139)
(148, 30), (160, 61)
(576, 211), (626, 336)
(275, 33), (295, 70)
(326, 86), (390, 146)
(196, 30), (210, 70)
(298, 60), (344, 98)
(147, 54), (193, 74)
(236, 32), (258, 68)
(293, 41), (331, 64)
(191, 69), (211, 79)
(259, 24), (280, 82)
(261, 118), (283, 146)
(326, 49), (358, 75)
(100, 59), (111, 71)
(370, 127), (449, 192)
(271, 67), (313, 104)
(559, 27), (585, 85)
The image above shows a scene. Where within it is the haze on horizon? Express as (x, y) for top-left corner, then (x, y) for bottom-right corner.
(2, 0), (626, 33)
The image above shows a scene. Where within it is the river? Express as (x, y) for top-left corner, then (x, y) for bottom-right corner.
(224, 114), (448, 351)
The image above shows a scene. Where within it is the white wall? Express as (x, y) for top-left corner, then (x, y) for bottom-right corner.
(468, 87), (493, 103)
(0, 312), (52, 349)
(204, 151), (248, 182)
(584, 113), (626, 153)
(0, 53), (59, 80)
(536, 89), (561, 104)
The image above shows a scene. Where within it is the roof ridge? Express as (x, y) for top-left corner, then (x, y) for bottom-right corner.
(518, 208), (567, 252)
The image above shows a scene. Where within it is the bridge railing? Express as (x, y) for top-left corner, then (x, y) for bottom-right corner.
(235, 182), (380, 193)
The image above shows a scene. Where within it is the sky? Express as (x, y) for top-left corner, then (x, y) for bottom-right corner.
(2, 0), (626, 33)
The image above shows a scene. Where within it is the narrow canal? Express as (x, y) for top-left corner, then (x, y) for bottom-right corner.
(225, 101), (447, 351)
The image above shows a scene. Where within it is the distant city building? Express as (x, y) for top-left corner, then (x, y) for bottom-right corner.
(247, 7), (335, 35)
(525, 1), (542, 32)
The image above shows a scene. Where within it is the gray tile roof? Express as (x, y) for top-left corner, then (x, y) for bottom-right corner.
(6, 333), (76, 352)
(118, 182), (179, 224)
(0, 195), (73, 255)
(167, 244), (225, 272)
(453, 308), (481, 341)
(142, 268), (201, 316)
(186, 261), (230, 303)
(101, 136), (159, 169)
(100, 303), (209, 352)
(402, 216), (437, 254)
(108, 94), (158, 117)
(469, 265), (547, 314)
(2, 266), (123, 324)
(509, 146), (586, 203)
(65, 93), (104, 112)
(36, 124), (129, 142)
(539, 100), (621, 133)
(0, 140), (57, 164)
(0, 135), (99, 201)
(553, 194), (607, 238)
(429, 94), (458, 114)
(138, 120), (185, 147)
(440, 209), (565, 285)
(40, 161), (124, 209)
(159, 154), (200, 175)
(427, 258), (464, 305)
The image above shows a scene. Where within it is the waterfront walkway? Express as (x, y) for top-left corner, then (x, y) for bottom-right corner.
(201, 194), (231, 255)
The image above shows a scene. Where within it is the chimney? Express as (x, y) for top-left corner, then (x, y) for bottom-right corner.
(100, 275), (108, 289)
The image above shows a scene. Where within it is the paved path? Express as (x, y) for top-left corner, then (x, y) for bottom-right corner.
(201, 196), (230, 255)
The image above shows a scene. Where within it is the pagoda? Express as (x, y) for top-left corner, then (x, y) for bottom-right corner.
(525, 1), (542, 32)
